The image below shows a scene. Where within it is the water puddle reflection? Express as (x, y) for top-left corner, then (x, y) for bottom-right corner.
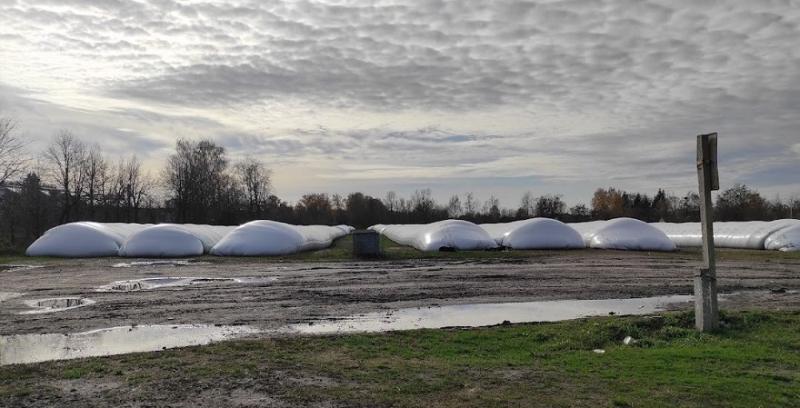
(0, 264), (44, 273)
(111, 260), (210, 268)
(0, 292), (24, 303)
(20, 297), (96, 314)
(97, 276), (278, 292)
(98, 277), (233, 292)
(287, 295), (695, 335)
(0, 294), (725, 365)
(0, 324), (258, 365)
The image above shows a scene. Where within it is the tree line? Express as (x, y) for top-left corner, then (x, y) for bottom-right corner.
(0, 117), (798, 252)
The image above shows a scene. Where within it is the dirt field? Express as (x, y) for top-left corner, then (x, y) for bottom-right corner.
(2, 248), (799, 336)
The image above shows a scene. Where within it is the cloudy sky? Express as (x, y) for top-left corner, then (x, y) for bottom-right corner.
(1, 0), (799, 207)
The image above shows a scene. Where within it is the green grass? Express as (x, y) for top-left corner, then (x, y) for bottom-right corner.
(2, 310), (799, 406)
(0, 255), (60, 265)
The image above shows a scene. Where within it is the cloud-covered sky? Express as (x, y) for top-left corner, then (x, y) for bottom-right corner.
(1, 0), (799, 206)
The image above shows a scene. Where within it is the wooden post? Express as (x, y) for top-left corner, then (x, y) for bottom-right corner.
(695, 133), (719, 331)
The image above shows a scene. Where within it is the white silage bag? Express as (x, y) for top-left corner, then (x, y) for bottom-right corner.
(120, 224), (205, 257)
(373, 220), (497, 251)
(765, 223), (800, 252)
(26, 222), (147, 257)
(481, 218), (584, 249)
(589, 218), (676, 251)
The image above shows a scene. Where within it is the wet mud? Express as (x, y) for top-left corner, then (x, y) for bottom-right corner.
(1, 251), (799, 337)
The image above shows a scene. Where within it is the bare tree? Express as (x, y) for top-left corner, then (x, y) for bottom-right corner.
(534, 194), (566, 219)
(0, 117), (28, 185)
(483, 195), (501, 221)
(45, 130), (87, 222)
(331, 194), (344, 211)
(383, 191), (398, 212)
(464, 192), (478, 216)
(411, 188), (435, 221)
(17, 172), (49, 241)
(447, 194), (462, 218)
(519, 191), (535, 218)
(109, 159), (127, 219)
(234, 157), (272, 218)
(163, 139), (232, 223)
(569, 203), (591, 221)
(122, 156), (151, 222)
(295, 193), (332, 224)
(109, 155), (153, 222)
(83, 144), (109, 219)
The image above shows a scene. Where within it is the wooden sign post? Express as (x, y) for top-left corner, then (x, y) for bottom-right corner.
(695, 133), (719, 331)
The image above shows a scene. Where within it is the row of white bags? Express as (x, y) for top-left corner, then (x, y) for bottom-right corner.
(26, 217), (800, 257)
(26, 221), (354, 257)
(650, 220), (800, 251)
(371, 218), (677, 252)
(371, 218), (800, 252)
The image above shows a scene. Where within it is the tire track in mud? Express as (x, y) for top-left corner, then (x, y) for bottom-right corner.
(2, 252), (799, 334)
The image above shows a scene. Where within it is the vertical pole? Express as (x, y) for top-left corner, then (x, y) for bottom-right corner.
(695, 133), (719, 331)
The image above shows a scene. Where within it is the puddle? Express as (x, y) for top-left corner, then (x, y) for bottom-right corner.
(286, 295), (695, 335)
(0, 324), (259, 365)
(0, 264), (44, 273)
(231, 276), (279, 284)
(0, 292), (24, 303)
(111, 260), (210, 268)
(20, 297), (96, 314)
(97, 276), (277, 292)
(97, 277), (233, 292)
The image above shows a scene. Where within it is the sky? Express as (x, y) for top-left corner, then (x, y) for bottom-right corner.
(1, 0), (799, 208)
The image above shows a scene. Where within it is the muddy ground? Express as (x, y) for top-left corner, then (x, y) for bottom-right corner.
(1, 249), (799, 336)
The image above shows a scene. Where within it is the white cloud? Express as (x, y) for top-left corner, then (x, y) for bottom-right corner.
(0, 0), (799, 205)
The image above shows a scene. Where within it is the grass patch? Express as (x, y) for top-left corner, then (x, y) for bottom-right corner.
(0, 255), (59, 266)
(2, 310), (799, 406)
(60, 360), (107, 380)
(203, 234), (532, 263)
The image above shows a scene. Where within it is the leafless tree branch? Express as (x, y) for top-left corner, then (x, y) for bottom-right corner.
(0, 117), (29, 185)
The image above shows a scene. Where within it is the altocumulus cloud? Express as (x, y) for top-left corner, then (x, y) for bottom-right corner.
(0, 0), (799, 204)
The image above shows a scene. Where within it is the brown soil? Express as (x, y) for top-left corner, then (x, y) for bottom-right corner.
(2, 250), (799, 336)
